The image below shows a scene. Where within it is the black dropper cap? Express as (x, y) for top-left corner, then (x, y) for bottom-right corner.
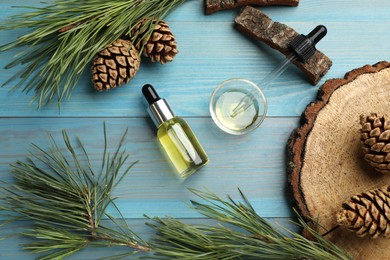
(287, 25), (327, 63)
(142, 84), (175, 127)
(142, 84), (161, 105)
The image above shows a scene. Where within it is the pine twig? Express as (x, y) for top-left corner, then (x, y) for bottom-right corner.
(0, 124), (150, 259)
(146, 188), (353, 260)
(0, 0), (186, 108)
(322, 225), (341, 237)
(58, 17), (95, 33)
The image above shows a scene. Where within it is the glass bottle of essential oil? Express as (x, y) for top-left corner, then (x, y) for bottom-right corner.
(142, 84), (209, 179)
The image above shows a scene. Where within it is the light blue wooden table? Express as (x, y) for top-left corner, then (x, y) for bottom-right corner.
(0, 0), (389, 258)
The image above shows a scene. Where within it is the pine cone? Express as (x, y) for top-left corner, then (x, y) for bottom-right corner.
(92, 39), (141, 91)
(132, 18), (178, 64)
(360, 113), (390, 174)
(336, 185), (390, 238)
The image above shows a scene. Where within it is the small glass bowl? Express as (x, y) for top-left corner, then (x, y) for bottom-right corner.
(209, 78), (267, 135)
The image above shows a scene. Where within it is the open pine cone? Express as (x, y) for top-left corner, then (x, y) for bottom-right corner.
(92, 39), (141, 91)
(360, 113), (390, 174)
(337, 185), (390, 238)
(132, 18), (178, 64)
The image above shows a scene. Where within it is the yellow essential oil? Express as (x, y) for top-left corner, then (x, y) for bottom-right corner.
(210, 78), (267, 135)
(215, 89), (259, 132)
(142, 84), (209, 180)
(158, 118), (208, 179)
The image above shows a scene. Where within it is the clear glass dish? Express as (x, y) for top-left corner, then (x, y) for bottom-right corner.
(209, 78), (267, 135)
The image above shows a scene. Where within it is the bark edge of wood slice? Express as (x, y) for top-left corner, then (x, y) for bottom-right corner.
(287, 61), (390, 260)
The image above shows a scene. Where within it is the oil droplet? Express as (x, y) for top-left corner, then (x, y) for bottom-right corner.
(215, 89), (259, 131)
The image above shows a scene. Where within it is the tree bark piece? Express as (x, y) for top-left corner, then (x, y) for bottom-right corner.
(205, 0), (299, 14)
(287, 61), (390, 260)
(235, 6), (332, 85)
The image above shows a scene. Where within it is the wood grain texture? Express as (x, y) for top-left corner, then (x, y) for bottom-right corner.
(204, 0), (299, 15)
(1, 2), (390, 116)
(0, 0), (389, 258)
(0, 117), (297, 219)
(155, 0), (390, 22)
(287, 62), (390, 259)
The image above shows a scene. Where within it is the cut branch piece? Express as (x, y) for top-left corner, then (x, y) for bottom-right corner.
(205, 0), (299, 14)
(287, 61), (390, 259)
(234, 6), (332, 85)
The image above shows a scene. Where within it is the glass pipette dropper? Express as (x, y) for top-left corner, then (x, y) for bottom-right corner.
(230, 25), (328, 118)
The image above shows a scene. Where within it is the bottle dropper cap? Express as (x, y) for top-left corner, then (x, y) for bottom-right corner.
(142, 84), (175, 127)
(142, 84), (161, 104)
(287, 25), (327, 63)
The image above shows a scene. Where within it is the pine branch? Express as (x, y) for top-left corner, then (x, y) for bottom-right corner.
(146, 188), (353, 260)
(0, 124), (150, 259)
(0, 0), (185, 108)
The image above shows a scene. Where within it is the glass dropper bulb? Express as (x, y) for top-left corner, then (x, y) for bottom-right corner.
(230, 25), (328, 118)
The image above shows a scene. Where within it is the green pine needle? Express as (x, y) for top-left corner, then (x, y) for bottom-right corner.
(146, 188), (353, 260)
(0, 0), (185, 108)
(0, 124), (150, 259)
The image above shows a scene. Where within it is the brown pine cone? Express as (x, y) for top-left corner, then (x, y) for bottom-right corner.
(132, 18), (178, 64)
(92, 39), (141, 91)
(360, 113), (390, 174)
(336, 185), (390, 239)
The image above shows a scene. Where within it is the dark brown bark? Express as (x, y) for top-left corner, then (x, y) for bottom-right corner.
(205, 0), (299, 14)
(234, 6), (332, 85)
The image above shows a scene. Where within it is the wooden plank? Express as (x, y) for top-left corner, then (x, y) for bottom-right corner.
(3, 0), (385, 23)
(168, 0), (390, 22)
(0, 0), (385, 258)
(204, 0), (299, 15)
(1, 21), (389, 117)
(0, 117), (298, 218)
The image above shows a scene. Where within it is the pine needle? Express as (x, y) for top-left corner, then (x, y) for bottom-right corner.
(0, 124), (150, 259)
(0, 0), (185, 108)
(146, 189), (353, 260)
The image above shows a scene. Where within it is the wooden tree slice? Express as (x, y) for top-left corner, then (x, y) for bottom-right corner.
(287, 61), (390, 259)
